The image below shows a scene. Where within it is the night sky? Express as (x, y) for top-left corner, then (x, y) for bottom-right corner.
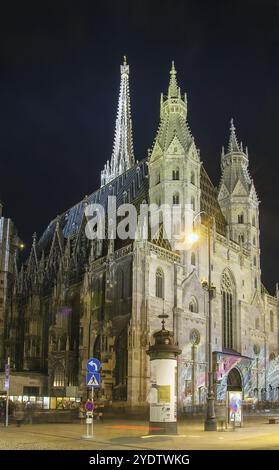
(0, 0), (278, 292)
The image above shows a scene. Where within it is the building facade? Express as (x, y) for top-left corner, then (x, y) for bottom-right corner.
(0, 203), (20, 371)
(2, 60), (279, 410)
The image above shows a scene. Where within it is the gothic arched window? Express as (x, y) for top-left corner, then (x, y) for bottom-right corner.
(189, 297), (198, 313)
(191, 252), (196, 266)
(270, 311), (274, 332)
(114, 328), (128, 399)
(255, 317), (260, 330)
(252, 215), (256, 227)
(221, 270), (236, 350)
(53, 363), (65, 388)
(191, 196), (196, 211)
(173, 192), (180, 205)
(118, 269), (125, 299)
(93, 335), (101, 361)
(238, 213), (244, 224)
(253, 256), (257, 267)
(172, 168), (180, 180)
(155, 268), (164, 299)
(191, 171), (195, 185)
(239, 234), (245, 244)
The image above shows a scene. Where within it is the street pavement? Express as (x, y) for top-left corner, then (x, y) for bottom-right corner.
(0, 417), (279, 450)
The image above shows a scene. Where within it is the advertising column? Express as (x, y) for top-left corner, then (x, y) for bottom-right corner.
(147, 315), (181, 435)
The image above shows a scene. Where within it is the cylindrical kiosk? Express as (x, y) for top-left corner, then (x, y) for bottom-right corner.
(147, 315), (181, 435)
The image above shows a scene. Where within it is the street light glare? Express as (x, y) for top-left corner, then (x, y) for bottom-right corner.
(188, 232), (199, 244)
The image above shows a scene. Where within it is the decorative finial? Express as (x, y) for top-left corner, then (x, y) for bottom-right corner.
(32, 232), (37, 246)
(228, 117), (240, 152)
(158, 313), (169, 331)
(168, 60), (178, 98)
(123, 55), (127, 66)
(171, 60), (176, 75)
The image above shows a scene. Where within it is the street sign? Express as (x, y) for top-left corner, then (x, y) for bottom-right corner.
(85, 400), (94, 412)
(86, 358), (101, 373)
(86, 372), (101, 387)
(82, 402), (94, 440)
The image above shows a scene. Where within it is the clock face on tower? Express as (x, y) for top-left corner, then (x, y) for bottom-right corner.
(190, 329), (201, 346)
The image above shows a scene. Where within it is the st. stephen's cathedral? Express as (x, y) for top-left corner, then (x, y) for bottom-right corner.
(1, 58), (278, 411)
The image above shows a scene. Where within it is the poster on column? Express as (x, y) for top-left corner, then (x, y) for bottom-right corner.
(149, 359), (177, 423)
(228, 391), (242, 425)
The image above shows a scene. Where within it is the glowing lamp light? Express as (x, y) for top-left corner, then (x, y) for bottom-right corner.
(188, 232), (199, 244)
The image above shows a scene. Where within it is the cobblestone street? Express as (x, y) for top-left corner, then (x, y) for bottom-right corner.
(1, 417), (279, 450)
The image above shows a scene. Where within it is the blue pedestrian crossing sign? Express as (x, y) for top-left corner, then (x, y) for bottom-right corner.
(86, 372), (101, 387)
(86, 357), (101, 373)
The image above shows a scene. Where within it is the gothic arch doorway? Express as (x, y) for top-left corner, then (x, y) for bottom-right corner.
(227, 368), (242, 392)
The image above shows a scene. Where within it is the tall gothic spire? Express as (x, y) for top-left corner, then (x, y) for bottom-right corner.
(150, 61), (193, 157)
(101, 56), (135, 187)
(228, 118), (240, 153)
(219, 119), (252, 194)
(168, 61), (179, 98)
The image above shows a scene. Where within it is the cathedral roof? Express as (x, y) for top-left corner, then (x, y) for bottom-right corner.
(38, 158), (149, 254)
(200, 166), (226, 235)
(155, 112), (193, 154)
(37, 157), (226, 254)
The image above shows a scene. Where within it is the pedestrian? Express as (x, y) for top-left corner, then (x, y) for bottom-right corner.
(0, 400), (5, 426)
(24, 401), (33, 424)
(79, 404), (85, 424)
(14, 404), (24, 427)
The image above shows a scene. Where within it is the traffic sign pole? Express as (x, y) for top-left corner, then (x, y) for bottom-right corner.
(82, 357), (101, 440)
(91, 387), (94, 437)
(82, 399), (94, 440)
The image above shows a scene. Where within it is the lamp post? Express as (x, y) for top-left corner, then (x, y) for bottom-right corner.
(190, 211), (217, 431)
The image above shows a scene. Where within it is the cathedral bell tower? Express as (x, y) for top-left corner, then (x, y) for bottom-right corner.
(218, 119), (261, 292)
(148, 62), (201, 262)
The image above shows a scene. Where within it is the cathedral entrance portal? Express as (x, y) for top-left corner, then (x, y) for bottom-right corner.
(227, 367), (242, 392)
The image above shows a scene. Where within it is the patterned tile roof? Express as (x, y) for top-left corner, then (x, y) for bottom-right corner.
(38, 158), (226, 253)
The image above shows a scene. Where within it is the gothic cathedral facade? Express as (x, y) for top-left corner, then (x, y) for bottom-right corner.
(2, 59), (279, 410)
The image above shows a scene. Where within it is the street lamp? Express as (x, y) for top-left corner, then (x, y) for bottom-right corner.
(189, 211), (217, 431)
